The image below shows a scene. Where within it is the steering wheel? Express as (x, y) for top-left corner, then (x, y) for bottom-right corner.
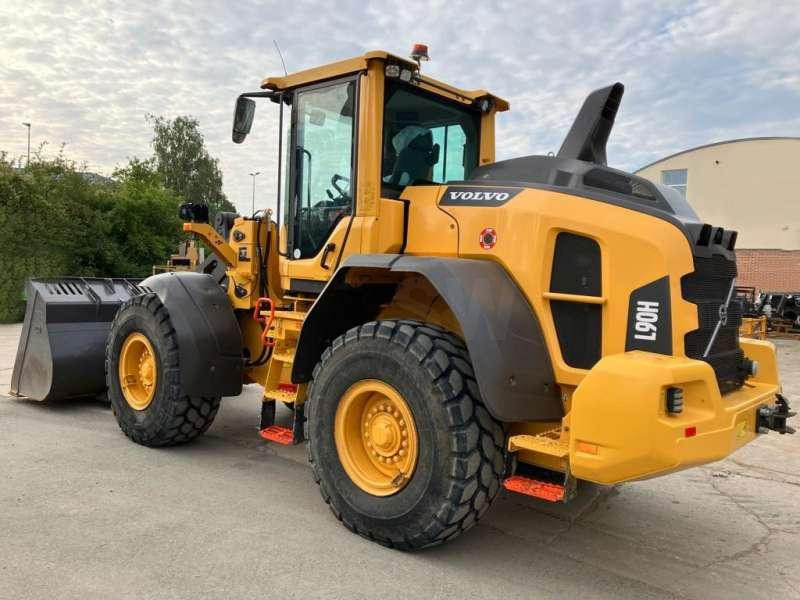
(328, 173), (350, 201)
(297, 173), (352, 257)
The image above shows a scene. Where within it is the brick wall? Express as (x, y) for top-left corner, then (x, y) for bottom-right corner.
(736, 249), (800, 292)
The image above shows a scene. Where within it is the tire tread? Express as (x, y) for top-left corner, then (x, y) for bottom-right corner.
(106, 293), (220, 447)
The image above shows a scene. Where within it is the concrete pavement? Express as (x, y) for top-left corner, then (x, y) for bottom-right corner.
(1, 322), (798, 599)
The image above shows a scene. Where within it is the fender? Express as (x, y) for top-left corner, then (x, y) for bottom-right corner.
(292, 255), (562, 422)
(141, 272), (243, 397)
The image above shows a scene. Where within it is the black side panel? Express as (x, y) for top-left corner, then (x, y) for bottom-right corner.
(551, 301), (602, 369)
(557, 82), (624, 166)
(550, 232), (601, 296)
(548, 232), (603, 369)
(289, 278), (326, 295)
(141, 272), (243, 397)
(625, 276), (672, 355)
(293, 255), (562, 422)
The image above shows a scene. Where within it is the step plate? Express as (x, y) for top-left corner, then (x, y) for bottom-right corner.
(263, 389), (297, 403)
(259, 426), (294, 445)
(503, 475), (565, 502)
(507, 431), (568, 458)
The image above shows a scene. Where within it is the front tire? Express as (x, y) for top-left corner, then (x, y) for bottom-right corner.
(106, 293), (220, 447)
(307, 320), (506, 550)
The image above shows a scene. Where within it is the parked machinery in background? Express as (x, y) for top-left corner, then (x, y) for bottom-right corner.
(737, 286), (800, 338)
(765, 293), (800, 334)
(152, 240), (204, 275)
(783, 294), (800, 325)
(736, 287), (767, 340)
(735, 286), (758, 315)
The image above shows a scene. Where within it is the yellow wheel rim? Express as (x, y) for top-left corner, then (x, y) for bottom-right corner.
(334, 380), (419, 496)
(118, 332), (158, 411)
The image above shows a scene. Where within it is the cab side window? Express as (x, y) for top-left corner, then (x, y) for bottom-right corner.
(430, 124), (468, 182)
(382, 81), (479, 192)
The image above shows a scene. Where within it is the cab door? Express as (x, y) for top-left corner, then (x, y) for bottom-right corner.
(281, 76), (359, 292)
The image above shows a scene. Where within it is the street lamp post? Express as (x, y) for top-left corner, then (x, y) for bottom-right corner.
(249, 171), (261, 215)
(22, 122), (31, 167)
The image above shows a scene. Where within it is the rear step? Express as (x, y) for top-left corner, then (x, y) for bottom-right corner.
(259, 426), (294, 445)
(259, 399), (305, 445)
(503, 475), (566, 502)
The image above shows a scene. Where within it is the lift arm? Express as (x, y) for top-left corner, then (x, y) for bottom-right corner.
(182, 222), (237, 266)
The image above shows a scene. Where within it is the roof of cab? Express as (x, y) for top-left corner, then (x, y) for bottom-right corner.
(260, 50), (509, 111)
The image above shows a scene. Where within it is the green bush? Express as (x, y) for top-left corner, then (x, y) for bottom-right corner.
(0, 154), (183, 323)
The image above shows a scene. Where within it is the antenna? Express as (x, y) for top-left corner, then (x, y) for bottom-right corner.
(273, 40), (288, 76)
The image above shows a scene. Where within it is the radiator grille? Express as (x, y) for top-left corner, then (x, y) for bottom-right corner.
(681, 254), (745, 394)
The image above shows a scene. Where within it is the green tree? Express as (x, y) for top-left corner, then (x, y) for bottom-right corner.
(148, 114), (236, 219)
(106, 158), (183, 276)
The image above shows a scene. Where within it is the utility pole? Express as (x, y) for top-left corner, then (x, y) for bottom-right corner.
(22, 122), (31, 167)
(249, 171), (261, 215)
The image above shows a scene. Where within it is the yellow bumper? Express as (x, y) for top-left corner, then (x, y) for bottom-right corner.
(569, 339), (782, 485)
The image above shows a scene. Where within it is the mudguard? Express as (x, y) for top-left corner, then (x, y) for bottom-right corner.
(292, 255), (563, 422)
(141, 272), (244, 397)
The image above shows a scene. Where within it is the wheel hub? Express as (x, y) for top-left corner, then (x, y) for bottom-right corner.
(119, 332), (157, 411)
(365, 408), (407, 459)
(334, 380), (418, 496)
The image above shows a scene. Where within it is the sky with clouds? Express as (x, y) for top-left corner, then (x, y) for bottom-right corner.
(1, 0), (799, 214)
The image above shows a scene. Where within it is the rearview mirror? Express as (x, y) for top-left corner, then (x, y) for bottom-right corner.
(232, 96), (256, 144)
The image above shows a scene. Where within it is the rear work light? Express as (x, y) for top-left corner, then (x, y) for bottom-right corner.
(666, 387), (684, 414)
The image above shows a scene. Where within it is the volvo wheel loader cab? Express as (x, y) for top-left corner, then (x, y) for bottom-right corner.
(12, 48), (794, 550)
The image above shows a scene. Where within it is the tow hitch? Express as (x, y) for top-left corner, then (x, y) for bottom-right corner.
(757, 395), (796, 434)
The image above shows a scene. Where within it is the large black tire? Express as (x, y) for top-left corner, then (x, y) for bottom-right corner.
(105, 293), (220, 447)
(307, 320), (506, 550)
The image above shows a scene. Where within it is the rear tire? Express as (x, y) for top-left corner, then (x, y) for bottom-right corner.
(106, 293), (220, 447)
(307, 320), (506, 550)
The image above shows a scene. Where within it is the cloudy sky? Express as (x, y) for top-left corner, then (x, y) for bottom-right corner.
(1, 0), (799, 214)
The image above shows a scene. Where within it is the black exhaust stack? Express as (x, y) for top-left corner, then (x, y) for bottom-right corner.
(557, 82), (624, 166)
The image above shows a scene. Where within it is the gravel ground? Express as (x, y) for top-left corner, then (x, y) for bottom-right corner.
(1, 322), (798, 600)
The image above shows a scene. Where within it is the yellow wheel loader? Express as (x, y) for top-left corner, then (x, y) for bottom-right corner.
(11, 47), (795, 550)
